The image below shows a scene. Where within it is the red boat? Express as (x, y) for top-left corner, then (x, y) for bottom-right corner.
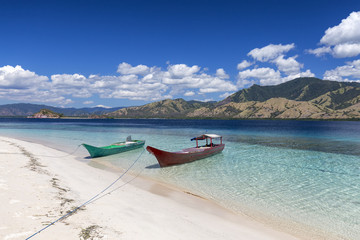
(146, 134), (225, 167)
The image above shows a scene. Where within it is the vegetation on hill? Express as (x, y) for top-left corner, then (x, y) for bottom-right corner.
(218, 77), (360, 105)
(30, 109), (63, 118)
(0, 103), (123, 117)
(1, 78), (359, 120)
(107, 78), (360, 120)
(106, 99), (215, 118)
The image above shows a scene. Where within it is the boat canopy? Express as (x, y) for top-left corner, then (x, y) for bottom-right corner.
(191, 134), (222, 141)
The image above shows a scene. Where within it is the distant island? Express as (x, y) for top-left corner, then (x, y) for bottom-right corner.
(1, 77), (360, 120)
(28, 109), (63, 119)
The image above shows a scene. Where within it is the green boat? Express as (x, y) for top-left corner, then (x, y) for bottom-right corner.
(82, 136), (145, 158)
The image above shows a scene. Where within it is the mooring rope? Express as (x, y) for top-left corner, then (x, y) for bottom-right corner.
(25, 147), (146, 240)
(87, 161), (146, 205)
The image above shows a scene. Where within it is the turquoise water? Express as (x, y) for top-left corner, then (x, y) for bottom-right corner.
(1, 118), (360, 239)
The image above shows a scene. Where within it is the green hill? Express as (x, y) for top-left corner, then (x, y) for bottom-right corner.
(0, 103), (123, 117)
(2, 78), (359, 120)
(30, 109), (63, 118)
(218, 77), (360, 105)
(107, 98), (214, 118)
(107, 78), (360, 120)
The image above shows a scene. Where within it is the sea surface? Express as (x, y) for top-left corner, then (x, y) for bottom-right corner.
(1, 118), (360, 239)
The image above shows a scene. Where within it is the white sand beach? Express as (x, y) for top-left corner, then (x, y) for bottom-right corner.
(0, 136), (299, 240)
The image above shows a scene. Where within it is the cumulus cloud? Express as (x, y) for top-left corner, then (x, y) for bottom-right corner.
(156, 64), (237, 95)
(167, 64), (200, 79)
(0, 86), (72, 105)
(117, 62), (150, 75)
(272, 55), (303, 75)
(0, 65), (75, 105)
(237, 67), (282, 86)
(332, 43), (360, 58)
(237, 60), (253, 70)
(114, 62), (237, 100)
(237, 43), (314, 88)
(247, 43), (295, 62)
(323, 59), (360, 82)
(95, 104), (111, 108)
(320, 11), (360, 46)
(309, 11), (360, 58)
(0, 65), (48, 89)
(184, 91), (195, 96)
(215, 68), (229, 79)
(282, 70), (315, 82)
(237, 67), (315, 87)
(51, 73), (87, 87)
(306, 46), (332, 57)
(219, 92), (233, 99)
(1, 62), (238, 105)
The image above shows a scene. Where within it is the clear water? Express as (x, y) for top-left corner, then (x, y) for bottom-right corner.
(1, 118), (360, 239)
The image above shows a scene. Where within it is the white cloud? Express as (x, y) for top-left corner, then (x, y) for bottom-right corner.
(236, 79), (256, 88)
(309, 11), (360, 58)
(320, 11), (360, 46)
(247, 43), (295, 62)
(0, 63), (238, 105)
(0, 65), (75, 105)
(50, 73), (93, 98)
(0, 65), (48, 89)
(97, 63), (237, 101)
(0, 87), (72, 105)
(71, 88), (92, 98)
(238, 67), (282, 86)
(306, 46), (332, 57)
(237, 65), (315, 88)
(160, 64), (236, 95)
(272, 55), (303, 75)
(198, 98), (214, 102)
(117, 62), (150, 75)
(333, 43), (360, 58)
(237, 43), (314, 88)
(323, 59), (360, 82)
(219, 92), (233, 99)
(215, 68), (229, 79)
(167, 64), (200, 79)
(237, 60), (253, 70)
(184, 91), (195, 96)
(51, 73), (87, 87)
(83, 100), (93, 104)
(95, 104), (111, 108)
(282, 70), (315, 82)
(197, 74), (237, 93)
(106, 83), (170, 101)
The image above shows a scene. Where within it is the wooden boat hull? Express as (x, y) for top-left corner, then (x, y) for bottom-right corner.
(146, 144), (225, 167)
(82, 140), (145, 158)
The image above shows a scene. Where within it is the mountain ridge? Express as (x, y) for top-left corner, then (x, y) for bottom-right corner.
(107, 77), (360, 119)
(218, 77), (360, 106)
(0, 103), (123, 117)
(1, 77), (360, 119)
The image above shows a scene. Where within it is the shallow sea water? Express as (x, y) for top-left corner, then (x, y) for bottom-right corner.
(1, 118), (360, 239)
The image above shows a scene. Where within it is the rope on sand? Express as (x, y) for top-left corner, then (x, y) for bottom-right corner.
(25, 147), (146, 240)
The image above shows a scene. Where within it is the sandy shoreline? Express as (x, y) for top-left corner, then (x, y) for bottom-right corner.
(0, 136), (299, 240)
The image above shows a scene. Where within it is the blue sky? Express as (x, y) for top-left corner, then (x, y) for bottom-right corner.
(1, 0), (360, 108)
